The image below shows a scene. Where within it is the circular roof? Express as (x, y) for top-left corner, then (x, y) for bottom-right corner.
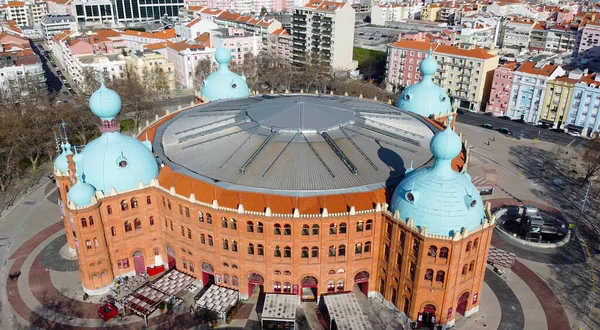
(155, 95), (440, 196)
(246, 96), (355, 133)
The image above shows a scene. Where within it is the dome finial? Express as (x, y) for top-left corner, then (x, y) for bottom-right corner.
(215, 47), (232, 70)
(420, 51), (438, 77)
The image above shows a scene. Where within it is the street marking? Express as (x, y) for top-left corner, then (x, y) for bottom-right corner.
(567, 139), (576, 148)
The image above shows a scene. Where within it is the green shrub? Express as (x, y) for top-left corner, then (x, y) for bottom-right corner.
(120, 119), (135, 133)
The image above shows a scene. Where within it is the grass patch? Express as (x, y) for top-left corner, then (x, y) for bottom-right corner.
(353, 47), (387, 83)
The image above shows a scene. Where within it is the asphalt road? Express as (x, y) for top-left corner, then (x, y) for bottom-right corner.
(456, 111), (587, 148)
(30, 41), (74, 99)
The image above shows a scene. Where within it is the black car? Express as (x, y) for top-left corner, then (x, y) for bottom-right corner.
(482, 123), (494, 129)
(483, 112), (493, 116)
(512, 118), (526, 124)
(499, 116), (511, 120)
(498, 127), (512, 135)
(456, 108), (465, 114)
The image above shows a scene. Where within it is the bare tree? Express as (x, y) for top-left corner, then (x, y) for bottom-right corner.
(582, 137), (600, 186)
(194, 57), (213, 88)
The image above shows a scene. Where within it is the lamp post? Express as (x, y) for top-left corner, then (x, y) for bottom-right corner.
(576, 176), (596, 234)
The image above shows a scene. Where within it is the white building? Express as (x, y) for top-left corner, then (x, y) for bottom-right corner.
(165, 41), (215, 89)
(292, 0), (356, 71)
(175, 17), (218, 41)
(212, 27), (261, 65)
(371, 4), (422, 26)
(41, 14), (78, 46)
(499, 16), (535, 56)
(0, 1), (48, 27)
(458, 15), (499, 50)
(121, 29), (180, 51)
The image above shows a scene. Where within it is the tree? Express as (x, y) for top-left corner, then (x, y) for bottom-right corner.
(260, 6), (268, 17)
(194, 57), (213, 88)
(581, 137), (600, 186)
(364, 16), (371, 23)
(110, 66), (155, 127)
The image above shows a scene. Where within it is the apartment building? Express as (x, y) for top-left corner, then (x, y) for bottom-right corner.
(529, 21), (578, 53)
(507, 61), (565, 123)
(0, 1), (42, 27)
(371, 4), (422, 26)
(41, 14), (78, 46)
(458, 19), (497, 50)
(538, 73), (575, 128)
(574, 21), (600, 61)
(166, 41), (214, 89)
(268, 27), (291, 59)
(420, 3), (441, 22)
(386, 40), (498, 111)
(121, 29), (180, 51)
(213, 11), (282, 52)
(46, 0), (72, 15)
(291, 0), (356, 71)
(72, 0), (115, 25)
(400, 30), (457, 47)
(125, 49), (175, 90)
(499, 16), (536, 55)
(565, 71), (600, 136)
(175, 17), (217, 41)
(0, 30), (45, 92)
(485, 62), (518, 116)
(212, 27), (260, 65)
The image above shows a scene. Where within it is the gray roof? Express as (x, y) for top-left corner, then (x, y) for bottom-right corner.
(154, 94), (439, 196)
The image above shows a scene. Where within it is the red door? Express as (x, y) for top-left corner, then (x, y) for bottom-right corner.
(457, 292), (469, 316)
(167, 254), (176, 269)
(133, 255), (145, 275)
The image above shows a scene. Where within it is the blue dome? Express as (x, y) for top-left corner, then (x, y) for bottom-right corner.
(389, 121), (485, 236)
(89, 82), (122, 120)
(80, 131), (158, 193)
(200, 47), (250, 101)
(397, 53), (451, 118)
(53, 141), (72, 173)
(67, 153), (96, 206)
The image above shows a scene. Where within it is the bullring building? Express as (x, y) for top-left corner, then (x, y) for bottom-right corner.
(54, 48), (494, 329)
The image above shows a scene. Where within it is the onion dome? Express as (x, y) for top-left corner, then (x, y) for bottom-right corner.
(200, 47), (250, 101)
(67, 152), (96, 207)
(79, 82), (159, 194)
(389, 116), (485, 236)
(53, 140), (72, 174)
(397, 53), (452, 118)
(89, 81), (122, 120)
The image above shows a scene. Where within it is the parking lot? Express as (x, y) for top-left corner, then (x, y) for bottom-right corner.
(354, 26), (401, 51)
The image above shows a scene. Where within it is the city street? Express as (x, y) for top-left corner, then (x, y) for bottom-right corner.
(30, 41), (72, 99)
(456, 111), (587, 147)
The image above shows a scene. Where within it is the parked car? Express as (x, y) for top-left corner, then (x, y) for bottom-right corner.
(483, 112), (493, 116)
(498, 127), (512, 135)
(568, 131), (581, 137)
(512, 118), (526, 124)
(482, 123), (494, 129)
(456, 108), (466, 115)
(499, 116), (511, 120)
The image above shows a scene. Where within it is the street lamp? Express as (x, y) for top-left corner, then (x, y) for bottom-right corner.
(575, 176), (597, 234)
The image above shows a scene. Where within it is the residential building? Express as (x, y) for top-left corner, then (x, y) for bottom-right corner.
(485, 62), (518, 116)
(1, 1), (31, 27)
(46, 0), (72, 15)
(175, 17), (218, 41)
(386, 40), (499, 111)
(565, 71), (600, 136)
(125, 49), (175, 90)
(458, 15), (500, 50)
(574, 21), (600, 61)
(213, 11), (282, 51)
(158, 40), (215, 89)
(529, 21), (578, 54)
(420, 3), (441, 22)
(212, 27), (260, 65)
(400, 30), (457, 47)
(371, 4), (422, 26)
(538, 73), (576, 128)
(121, 29), (179, 51)
(291, 1), (356, 71)
(487, 2), (536, 19)
(507, 61), (565, 123)
(41, 14), (78, 46)
(268, 27), (291, 59)
(0, 29), (45, 92)
(72, 0), (115, 25)
(499, 16), (535, 55)
(0, 18), (26, 37)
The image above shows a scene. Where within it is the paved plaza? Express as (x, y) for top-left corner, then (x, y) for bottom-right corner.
(0, 121), (598, 330)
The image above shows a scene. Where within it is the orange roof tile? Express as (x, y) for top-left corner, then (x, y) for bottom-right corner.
(390, 40), (496, 60)
(5, 1), (25, 7)
(515, 61), (560, 77)
(122, 29), (176, 39)
(200, 8), (222, 15)
(143, 42), (167, 50)
(187, 5), (203, 11)
(96, 29), (121, 38)
(217, 11), (241, 21)
(185, 17), (202, 27)
(553, 75), (577, 84)
(305, 0), (346, 11)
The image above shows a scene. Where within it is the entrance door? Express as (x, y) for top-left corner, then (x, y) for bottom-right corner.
(457, 292), (470, 316)
(301, 276), (318, 302)
(354, 271), (370, 296)
(417, 304), (436, 329)
(166, 245), (176, 269)
(201, 262), (215, 287)
(133, 251), (145, 275)
(247, 273), (264, 297)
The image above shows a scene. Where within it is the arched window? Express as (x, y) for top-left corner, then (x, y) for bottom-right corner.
(230, 218), (237, 230)
(222, 239), (229, 250)
(283, 282), (291, 293)
(257, 222), (264, 233)
(232, 276), (239, 286)
(124, 221), (132, 232)
(223, 262), (229, 267)
(153, 248), (159, 255)
(248, 243), (254, 255)
(329, 245), (336, 257)
(428, 245), (437, 257)
(146, 195), (152, 204)
(329, 223), (337, 234)
(134, 218), (142, 230)
(284, 246), (291, 258)
(89, 216), (94, 226)
(469, 261), (475, 272)
(274, 224), (281, 235)
(436, 271), (445, 283)
(189, 262), (194, 272)
(85, 240), (92, 250)
(178, 205), (183, 215)
(180, 225), (185, 235)
(339, 222), (347, 234)
(206, 213), (212, 224)
(366, 219), (373, 231)
(301, 246), (309, 258)
(311, 246), (319, 258)
(466, 241), (472, 253)
(93, 237), (98, 248)
(274, 281), (282, 293)
(283, 270), (291, 275)
(439, 247), (449, 259)
(232, 264), (238, 269)
(473, 238), (479, 250)
(188, 228), (192, 239)
(338, 245), (346, 256)
(167, 199), (172, 210)
(355, 243), (362, 254)
(81, 218), (87, 227)
(312, 224), (319, 235)
(130, 197), (138, 209)
(247, 221), (254, 232)
(200, 234), (206, 244)
(274, 246), (281, 257)
(224, 274), (230, 284)
(232, 240), (238, 252)
(208, 235), (213, 246)
(198, 211), (204, 222)
(364, 241), (372, 253)
(111, 226), (116, 236)
(424, 269), (433, 281)
(302, 224), (309, 235)
(283, 224), (291, 235)
(327, 281), (335, 293)
(328, 270), (335, 275)
(149, 216), (155, 226)
(182, 259), (187, 269)
(121, 200), (128, 211)
(356, 221), (364, 232)
(169, 220), (173, 231)
(257, 244), (264, 256)
(462, 264), (468, 276)
(221, 217), (228, 228)
(107, 205), (113, 215)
